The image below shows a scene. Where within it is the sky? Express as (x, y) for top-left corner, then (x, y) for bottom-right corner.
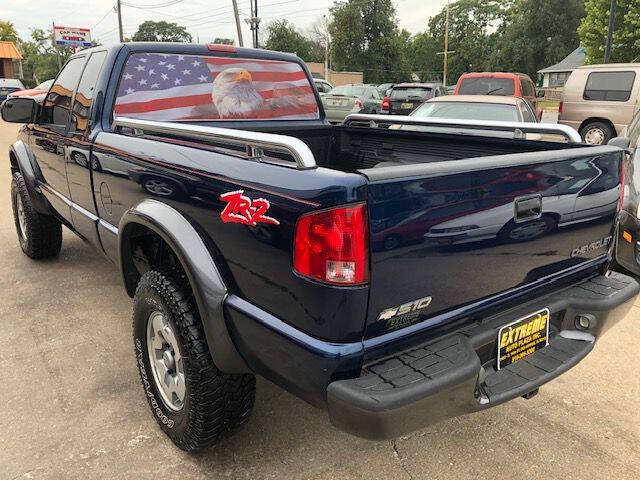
(1, 0), (450, 46)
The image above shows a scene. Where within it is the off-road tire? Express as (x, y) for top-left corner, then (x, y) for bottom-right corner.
(10, 172), (62, 259)
(132, 269), (255, 451)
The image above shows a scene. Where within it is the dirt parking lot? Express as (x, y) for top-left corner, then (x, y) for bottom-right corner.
(1, 119), (639, 480)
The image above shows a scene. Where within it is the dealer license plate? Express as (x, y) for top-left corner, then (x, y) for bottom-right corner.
(497, 308), (549, 370)
(401, 102), (414, 109)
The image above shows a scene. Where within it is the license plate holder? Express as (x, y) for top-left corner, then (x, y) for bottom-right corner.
(497, 308), (549, 370)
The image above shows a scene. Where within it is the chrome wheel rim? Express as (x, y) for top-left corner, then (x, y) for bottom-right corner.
(144, 180), (174, 196)
(509, 220), (548, 240)
(146, 311), (185, 411)
(16, 195), (27, 242)
(584, 127), (605, 145)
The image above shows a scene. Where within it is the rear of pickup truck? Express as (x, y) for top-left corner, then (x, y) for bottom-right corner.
(315, 117), (639, 438)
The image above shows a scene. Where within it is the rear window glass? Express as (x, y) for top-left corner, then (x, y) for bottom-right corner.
(0, 78), (24, 89)
(390, 87), (433, 100)
(458, 77), (515, 96)
(329, 86), (365, 96)
(520, 78), (534, 96)
(412, 102), (519, 122)
(114, 52), (319, 121)
(583, 71), (636, 102)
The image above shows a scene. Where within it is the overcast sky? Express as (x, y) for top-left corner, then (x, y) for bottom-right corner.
(1, 0), (450, 46)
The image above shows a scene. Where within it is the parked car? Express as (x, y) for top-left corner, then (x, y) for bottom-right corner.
(2, 43), (638, 453)
(383, 82), (447, 115)
(559, 63), (640, 145)
(314, 78), (333, 95)
(411, 95), (538, 123)
(7, 79), (54, 102)
(0, 78), (25, 102)
(322, 84), (381, 123)
(611, 109), (640, 275)
(454, 72), (542, 120)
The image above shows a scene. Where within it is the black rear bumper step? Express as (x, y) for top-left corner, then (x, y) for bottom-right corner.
(327, 272), (639, 440)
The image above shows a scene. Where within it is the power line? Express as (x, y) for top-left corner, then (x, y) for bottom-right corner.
(91, 3), (117, 30)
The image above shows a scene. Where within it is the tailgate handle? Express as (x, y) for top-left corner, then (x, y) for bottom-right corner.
(514, 195), (542, 222)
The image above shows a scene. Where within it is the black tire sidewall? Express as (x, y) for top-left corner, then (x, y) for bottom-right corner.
(581, 122), (614, 145)
(11, 174), (31, 253)
(132, 283), (191, 438)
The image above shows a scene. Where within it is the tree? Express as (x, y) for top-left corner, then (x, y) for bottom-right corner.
(212, 37), (234, 45)
(579, 0), (640, 63)
(131, 21), (192, 43)
(328, 0), (410, 83)
(0, 21), (19, 44)
(263, 20), (318, 61)
(20, 28), (73, 82)
(492, 0), (585, 80)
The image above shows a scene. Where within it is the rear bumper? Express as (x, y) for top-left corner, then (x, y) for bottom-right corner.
(326, 272), (639, 439)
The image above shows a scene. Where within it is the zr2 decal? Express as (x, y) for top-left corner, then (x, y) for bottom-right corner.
(219, 190), (280, 226)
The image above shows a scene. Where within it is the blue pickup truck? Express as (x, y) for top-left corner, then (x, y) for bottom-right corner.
(2, 43), (639, 451)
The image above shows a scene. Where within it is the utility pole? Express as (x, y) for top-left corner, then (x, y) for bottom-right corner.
(52, 21), (62, 69)
(116, 0), (124, 43)
(232, 0), (244, 47)
(604, 0), (616, 63)
(244, 0), (261, 48)
(254, 0), (259, 48)
(436, 1), (455, 85)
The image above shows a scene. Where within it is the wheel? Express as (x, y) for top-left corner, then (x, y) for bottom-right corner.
(499, 216), (556, 243)
(580, 121), (614, 145)
(142, 177), (177, 197)
(132, 269), (255, 451)
(11, 172), (62, 259)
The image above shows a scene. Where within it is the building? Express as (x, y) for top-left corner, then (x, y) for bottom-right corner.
(0, 41), (23, 79)
(538, 46), (586, 88)
(305, 62), (363, 87)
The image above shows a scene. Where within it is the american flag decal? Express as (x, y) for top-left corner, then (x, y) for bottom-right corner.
(114, 53), (320, 121)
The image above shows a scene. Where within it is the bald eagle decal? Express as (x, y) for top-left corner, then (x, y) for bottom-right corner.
(114, 53), (320, 121)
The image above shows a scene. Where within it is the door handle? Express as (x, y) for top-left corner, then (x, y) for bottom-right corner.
(514, 194), (542, 222)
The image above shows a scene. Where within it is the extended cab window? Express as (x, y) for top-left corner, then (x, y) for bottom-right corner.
(41, 57), (85, 127)
(520, 78), (534, 97)
(114, 52), (319, 121)
(584, 71), (636, 102)
(458, 77), (515, 96)
(71, 51), (107, 133)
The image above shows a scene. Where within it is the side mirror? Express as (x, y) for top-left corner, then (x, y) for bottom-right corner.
(1, 97), (37, 123)
(608, 136), (631, 149)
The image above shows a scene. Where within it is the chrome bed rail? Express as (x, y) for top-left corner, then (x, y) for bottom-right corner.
(342, 113), (583, 144)
(113, 116), (318, 169)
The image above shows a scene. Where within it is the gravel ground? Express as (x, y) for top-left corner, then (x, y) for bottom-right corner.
(0, 119), (638, 480)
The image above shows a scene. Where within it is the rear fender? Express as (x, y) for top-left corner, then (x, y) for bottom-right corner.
(119, 199), (250, 374)
(10, 140), (49, 213)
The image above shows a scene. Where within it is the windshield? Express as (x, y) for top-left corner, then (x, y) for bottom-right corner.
(458, 77), (515, 95)
(390, 87), (433, 100)
(329, 86), (365, 97)
(412, 102), (519, 122)
(35, 79), (54, 90)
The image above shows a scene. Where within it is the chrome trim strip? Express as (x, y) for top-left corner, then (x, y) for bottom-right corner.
(113, 116), (318, 170)
(342, 113), (583, 143)
(98, 219), (118, 235)
(39, 183), (99, 222)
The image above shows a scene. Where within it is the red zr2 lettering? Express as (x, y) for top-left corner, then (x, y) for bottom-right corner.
(219, 190), (280, 226)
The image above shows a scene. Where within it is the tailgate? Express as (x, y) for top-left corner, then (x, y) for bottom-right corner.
(363, 146), (623, 338)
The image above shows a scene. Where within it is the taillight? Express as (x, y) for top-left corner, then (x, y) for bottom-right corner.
(354, 98), (363, 110)
(293, 204), (369, 285)
(558, 101), (563, 114)
(381, 96), (390, 111)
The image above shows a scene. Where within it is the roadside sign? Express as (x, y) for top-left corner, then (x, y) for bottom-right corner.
(53, 26), (92, 48)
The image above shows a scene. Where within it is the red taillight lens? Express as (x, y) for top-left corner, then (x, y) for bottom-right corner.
(558, 101), (563, 114)
(382, 96), (390, 111)
(294, 204), (369, 285)
(354, 98), (363, 110)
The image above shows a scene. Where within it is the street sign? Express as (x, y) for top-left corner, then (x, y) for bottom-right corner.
(53, 26), (92, 48)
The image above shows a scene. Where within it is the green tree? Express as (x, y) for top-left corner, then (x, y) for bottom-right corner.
(131, 21), (192, 43)
(212, 37), (234, 45)
(404, 32), (441, 82)
(579, 0), (640, 63)
(0, 21), (19, 44)
(328, 0), (410, 83)
(263, 20), (322, 61)
(492, 0), (585, 80)
(20, 28), (73, 82)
